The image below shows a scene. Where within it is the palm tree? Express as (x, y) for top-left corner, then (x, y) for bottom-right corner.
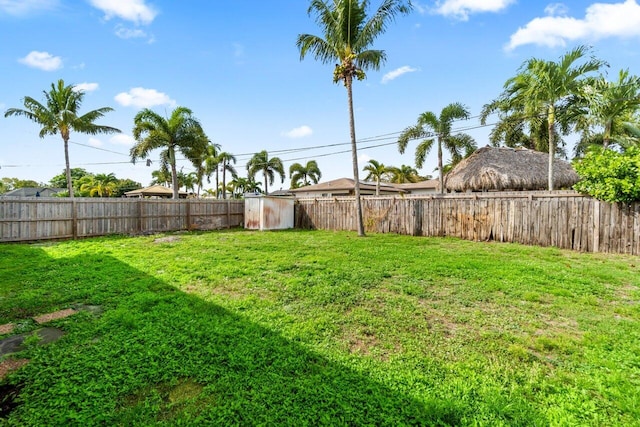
(218, 152), (238, 199)
(289, 160), (322, 189)
(362, 159), (388, 195)
(298, 0), (412, 237)
(387, 165), (420, 184)
(494, 46), (606, 190)
(247, 150), (285, 195)
(79, 173), (118, 197)
(397, 103), (476, 194)
(130, 107), (208, 199)
(578, 69), (640, 150)
(186, 141), (221, 197)
(151, 165), (172, 187)
(4, 79), (120, 197)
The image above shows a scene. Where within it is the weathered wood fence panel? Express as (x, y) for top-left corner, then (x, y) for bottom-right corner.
(0, 198), (244, 243)
(294, 192), (640, 255)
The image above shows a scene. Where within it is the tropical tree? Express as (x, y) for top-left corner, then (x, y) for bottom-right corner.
(4, 79), (120, 197)
(297, 0), (412, 236)
(151, 165), (172, 187)
(218, 152), (238, 199)
(397, 103), (476, 194)
(576, 69), (640, 151)
(362, 159), (389, 195)
(289, 160), (322, 189)
(79, 173), (118, 197)
(247, 150), (285, 195)
(130, 107), (208, 199)
(490, 46), (606, 190)
(387, 164), (420, 184)
(185, 141), (221, 197)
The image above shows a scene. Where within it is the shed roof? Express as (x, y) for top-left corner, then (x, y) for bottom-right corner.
(444, 146), (580, 192)
(124, 184), (187, 198)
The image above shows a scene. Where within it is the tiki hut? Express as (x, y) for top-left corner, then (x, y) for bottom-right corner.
(444, 146), (580, 192)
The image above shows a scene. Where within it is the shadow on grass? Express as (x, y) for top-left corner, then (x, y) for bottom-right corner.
(0, 243), (461, 426)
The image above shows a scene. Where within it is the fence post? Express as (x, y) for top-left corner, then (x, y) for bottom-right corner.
(593, 200), (600, 253)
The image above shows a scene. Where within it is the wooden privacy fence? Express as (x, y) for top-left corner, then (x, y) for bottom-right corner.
(295, 192), (640, 255)
(0, 198), (244, 243)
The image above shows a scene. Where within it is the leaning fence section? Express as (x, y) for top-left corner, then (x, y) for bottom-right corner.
(0, 198), (244, 243)
(295, 192), (640, 255)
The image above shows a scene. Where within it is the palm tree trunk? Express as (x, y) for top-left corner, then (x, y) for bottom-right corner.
(548, 106), (555, 191)
(376, 177), (380, 196)
(169, 148), (179, 199)
(215, 168), (220, 199)
(222, 161), (227, 200)
(264, 173), (269, 195)
(437, 137), (444, 194)
(63, 136), (74, 198)
(346, 77), (365, 237)
(603, 120), (612, 149)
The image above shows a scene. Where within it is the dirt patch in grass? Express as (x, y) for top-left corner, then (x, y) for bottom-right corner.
(33, 308), (76, 324)
(154, 236), (181, 244)
(0, 324), (14, 335)
(0, 358), (29, 381)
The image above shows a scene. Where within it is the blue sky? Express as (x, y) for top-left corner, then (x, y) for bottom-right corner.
(2, 0), (640, 191)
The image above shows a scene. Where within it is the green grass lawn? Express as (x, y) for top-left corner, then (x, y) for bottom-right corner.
(1, 230), (639, 426)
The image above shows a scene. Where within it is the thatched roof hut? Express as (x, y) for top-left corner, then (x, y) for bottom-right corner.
(444, 146), (580, 192)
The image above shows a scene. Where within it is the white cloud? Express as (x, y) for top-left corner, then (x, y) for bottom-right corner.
(114, 87), (176, 108)
(115, 25), (147, 39)
(0, 0), (57, 15)
(18, 51), (62, 71)
(73, 82), (99, 93)
(381, 66), (418, 84)
(544, 3), (569, 16)
(507, 0), (640, 50)
(433, 0), (515, 20)
(282, 125), (313, 139)
(110, 134), (136, 146)
(88, 137), (103, 147)
(89, 0), (157, 25)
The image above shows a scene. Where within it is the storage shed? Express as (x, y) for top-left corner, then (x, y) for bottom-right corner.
(244, 195), (294, 231)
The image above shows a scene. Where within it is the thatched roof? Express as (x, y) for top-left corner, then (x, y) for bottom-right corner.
(444, 146), (580, 192)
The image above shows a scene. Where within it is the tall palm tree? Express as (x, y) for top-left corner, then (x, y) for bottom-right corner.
(387, 164), (420, 184)
(495, 46), (606, 190)
(130, 107), (208, 199)
(247, 150), (285, 195)
(397, 103), (476, 194)
(298, 0), (412, 236)
(362, 159), (388, 195)
(4, 79), (120, 197)
(289, 160), (322, 188)
(218, 152), (238, 199)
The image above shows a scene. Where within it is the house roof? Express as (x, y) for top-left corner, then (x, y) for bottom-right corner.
(444, 146), (580, 192)
(392, 179), (439, 190)
(2, 187), (64, 197)
(289, 177), (405, 194)
(124, 184), (187, 197)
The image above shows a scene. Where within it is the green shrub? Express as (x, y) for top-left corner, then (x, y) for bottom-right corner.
(573, 146), (640, 203)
